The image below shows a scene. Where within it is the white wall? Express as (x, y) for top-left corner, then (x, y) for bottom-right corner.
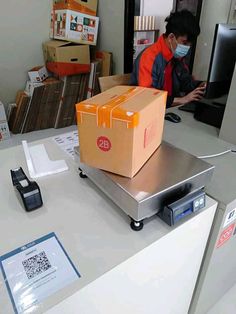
(97, 0), (125, 74)
(0, 0), (51, 106)
(192, 0), (233, 80)
(142, 0), (174, 35)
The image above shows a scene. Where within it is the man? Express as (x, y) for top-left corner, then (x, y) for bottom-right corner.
(131, 10), (205, 108)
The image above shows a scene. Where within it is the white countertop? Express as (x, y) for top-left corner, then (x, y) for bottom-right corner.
(0, 137), (217, 313)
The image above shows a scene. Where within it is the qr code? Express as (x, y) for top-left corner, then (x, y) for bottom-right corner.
(22, 251), (51, 279)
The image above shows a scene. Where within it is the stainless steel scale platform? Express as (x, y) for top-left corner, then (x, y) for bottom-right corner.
(75, 142), (214, 230)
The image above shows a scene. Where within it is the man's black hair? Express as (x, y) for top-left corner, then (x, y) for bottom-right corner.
(165, 10), (200, 42)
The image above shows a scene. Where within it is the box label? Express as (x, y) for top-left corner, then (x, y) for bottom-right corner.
(97, 136), (111, 152)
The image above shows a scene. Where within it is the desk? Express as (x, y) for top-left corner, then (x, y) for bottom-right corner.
(0, 138), (216, 314)
(163, 108), (236, 314)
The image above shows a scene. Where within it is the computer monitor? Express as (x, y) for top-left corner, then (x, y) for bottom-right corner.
(179, 23), (236, 128)
(205, 23), (236, 99)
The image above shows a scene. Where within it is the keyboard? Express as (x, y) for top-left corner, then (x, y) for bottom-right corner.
(178, 101), (197, 113)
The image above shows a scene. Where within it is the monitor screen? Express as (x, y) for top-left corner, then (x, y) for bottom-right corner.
(205, 23), (236, 99)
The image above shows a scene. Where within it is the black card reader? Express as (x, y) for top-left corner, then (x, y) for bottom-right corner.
(10, 167), (43, 211)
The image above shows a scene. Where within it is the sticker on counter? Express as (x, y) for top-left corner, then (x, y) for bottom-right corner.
(53, 130), (79, 159)
(223, 208), (236, 228)
(0, 232), (80, 314)
(216, 223), (235, 248)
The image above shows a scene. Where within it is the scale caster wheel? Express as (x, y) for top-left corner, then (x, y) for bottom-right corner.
(130, 220), (144, 231)
(79, 168), (87, 179)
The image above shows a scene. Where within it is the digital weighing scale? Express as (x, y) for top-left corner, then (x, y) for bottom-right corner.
(75, 142), (214, 230)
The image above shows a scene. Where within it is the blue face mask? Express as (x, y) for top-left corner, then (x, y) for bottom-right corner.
(174, 43), (190, 58)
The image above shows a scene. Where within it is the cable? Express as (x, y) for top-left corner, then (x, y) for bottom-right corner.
(198, 149), (236, 159)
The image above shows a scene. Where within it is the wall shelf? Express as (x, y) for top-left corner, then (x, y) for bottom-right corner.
(133, 29), (159, 61)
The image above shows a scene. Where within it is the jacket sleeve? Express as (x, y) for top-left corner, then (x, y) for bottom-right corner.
(175, 60), (202, 93)
(166, 96), (174, 108)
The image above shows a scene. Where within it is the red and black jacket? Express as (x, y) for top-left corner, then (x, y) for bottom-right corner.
(131, 35), (201, 107)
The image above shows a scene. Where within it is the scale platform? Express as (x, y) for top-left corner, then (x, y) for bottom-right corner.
(75, 142), (214, 230)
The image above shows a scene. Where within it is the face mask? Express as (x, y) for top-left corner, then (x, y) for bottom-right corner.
(169, 36), (191, 58)
(174, 43), (190, 58)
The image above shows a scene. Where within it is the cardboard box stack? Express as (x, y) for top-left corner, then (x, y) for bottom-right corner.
(9, 76), (64, 134)
(47, 0), (101, 78)
(9, 72), (90, 133)
(8, 0), (114, 134)
(76, 86), (167, 178)
(22, 78), (64, 133)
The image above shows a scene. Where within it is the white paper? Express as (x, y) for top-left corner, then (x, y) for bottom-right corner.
(53, 131), (79, 159)
(0, 233), (80, 314)
(22, 141), (68, 178)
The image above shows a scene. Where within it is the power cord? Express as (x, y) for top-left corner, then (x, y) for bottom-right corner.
(198, 149), (236, 159)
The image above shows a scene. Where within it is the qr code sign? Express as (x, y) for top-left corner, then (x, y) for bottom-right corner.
(22, 251), (51, 279)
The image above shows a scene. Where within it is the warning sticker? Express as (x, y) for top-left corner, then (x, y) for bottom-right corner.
(216, 223), (235, 248)
(223, 208), (236, 228)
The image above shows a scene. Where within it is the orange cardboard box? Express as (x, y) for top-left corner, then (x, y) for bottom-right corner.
(43, 40), (90, 76)
(53, 0), (97, 16)
(76, 86), (167, 178)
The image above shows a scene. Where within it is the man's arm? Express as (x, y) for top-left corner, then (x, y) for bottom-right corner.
(175, 59), (202, 93)
(171, 85), (206, 106)
(170, 59), (205, 106)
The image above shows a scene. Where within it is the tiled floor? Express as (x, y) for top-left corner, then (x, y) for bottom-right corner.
(1, 127), (236, 314)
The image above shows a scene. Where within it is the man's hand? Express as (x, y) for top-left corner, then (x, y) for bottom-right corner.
(181, 85), (206, 104)
(198, 81), (207, 88)
(173, 85), (206, 106)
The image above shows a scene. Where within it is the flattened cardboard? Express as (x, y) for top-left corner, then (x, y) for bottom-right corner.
(8, 92), (30, 134)
(55, 73), (89, 128)
(95, 51), (112, 77)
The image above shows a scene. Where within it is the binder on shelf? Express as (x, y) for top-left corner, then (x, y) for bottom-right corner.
(134, 15), (157, 31)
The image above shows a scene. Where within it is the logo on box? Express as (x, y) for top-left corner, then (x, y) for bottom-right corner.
(97, 136), (111, 152)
